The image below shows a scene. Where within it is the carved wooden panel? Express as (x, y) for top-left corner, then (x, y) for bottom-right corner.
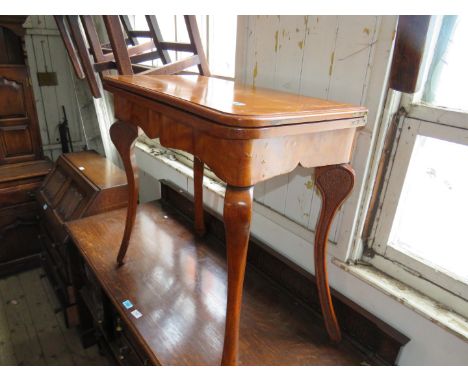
(56, 183), (87, 221)
(0, 67), (43, 163)
(0, 125), (33, 157)
(42, 166), (68, 206)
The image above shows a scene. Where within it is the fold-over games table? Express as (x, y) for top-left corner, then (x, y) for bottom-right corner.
(103, 74), (367, 365)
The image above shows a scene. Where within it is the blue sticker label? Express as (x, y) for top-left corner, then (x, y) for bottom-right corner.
(122, 300), (133, 309)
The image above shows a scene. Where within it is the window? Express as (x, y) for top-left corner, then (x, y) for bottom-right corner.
(367, 16), (468, 317)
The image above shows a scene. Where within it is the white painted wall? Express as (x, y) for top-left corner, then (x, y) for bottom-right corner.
(235, 16), (391, 258)
(23, 16), (104, 161)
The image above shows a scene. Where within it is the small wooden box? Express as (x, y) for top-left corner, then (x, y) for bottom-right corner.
(37, 150), (128, 326)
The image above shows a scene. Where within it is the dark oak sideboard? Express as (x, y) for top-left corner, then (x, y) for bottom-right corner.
(66, 196), (368, 365)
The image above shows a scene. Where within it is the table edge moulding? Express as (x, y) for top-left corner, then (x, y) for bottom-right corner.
(102, 74), (367, 366)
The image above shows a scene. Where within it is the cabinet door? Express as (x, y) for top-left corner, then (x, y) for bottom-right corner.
(0, 65), (43, 164)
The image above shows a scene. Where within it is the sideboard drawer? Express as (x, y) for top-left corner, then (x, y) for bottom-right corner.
(0, 180), (42, 208)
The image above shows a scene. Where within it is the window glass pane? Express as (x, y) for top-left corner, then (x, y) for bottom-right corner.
(422, 16), (468, 112)
(389, 135), (468, 282)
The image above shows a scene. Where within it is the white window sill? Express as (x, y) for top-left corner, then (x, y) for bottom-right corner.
(333, 258), (468, 343)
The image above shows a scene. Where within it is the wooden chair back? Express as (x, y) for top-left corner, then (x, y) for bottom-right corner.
(54, 15), (211, 98)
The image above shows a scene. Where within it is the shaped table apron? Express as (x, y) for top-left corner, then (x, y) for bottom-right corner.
(111, 91), (364, 187)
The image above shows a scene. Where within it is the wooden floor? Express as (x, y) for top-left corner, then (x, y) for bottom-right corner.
(0, 267), (110, 366)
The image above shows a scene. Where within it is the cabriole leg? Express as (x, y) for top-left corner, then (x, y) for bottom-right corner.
(221, 185), (253, 365)
(109, 120), (139, 266)
(314, 164), (355, 342)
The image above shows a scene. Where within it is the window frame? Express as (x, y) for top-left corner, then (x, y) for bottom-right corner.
(363, 15), (468, 317)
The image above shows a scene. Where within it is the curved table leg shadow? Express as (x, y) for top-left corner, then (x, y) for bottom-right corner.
(110, 120), (139, 266)
(314, 164), (355, 343)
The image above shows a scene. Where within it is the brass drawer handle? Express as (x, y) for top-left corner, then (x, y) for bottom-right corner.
(115, 317), (123, 332)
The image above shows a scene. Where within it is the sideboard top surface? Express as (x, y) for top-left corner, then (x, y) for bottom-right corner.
(103, 75), (367, 128)
(63, 151), (127, 190)
(66, 200), (363, 366)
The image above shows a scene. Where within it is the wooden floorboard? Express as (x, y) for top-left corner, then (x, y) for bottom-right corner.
(18, 269), (74, 365)
(0, 268), (109, 366)
(0, 291), (17, 365)
(0, 272), (46, 365)
(39, 274), (110, 366)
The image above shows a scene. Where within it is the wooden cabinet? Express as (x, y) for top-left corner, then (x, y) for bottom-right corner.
(38, 150), (128, 327)
(0, 159), (52, 275)
(0, 16), (43, 164)
(0, 16), (52, 275)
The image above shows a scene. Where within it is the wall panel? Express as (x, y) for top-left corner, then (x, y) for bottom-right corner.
(237, 16), (381, 243)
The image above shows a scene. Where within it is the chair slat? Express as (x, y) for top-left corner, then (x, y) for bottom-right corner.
(184, 15), (210, 76)
(54, 16), (85, 79)
(140, 55), (201, 76)
(119, 15), (139, 46)
(102, 16), (133, 75)
(57, 14), (211, 98)
(145, 15), (171, 65)
(66, 15), (101, 97)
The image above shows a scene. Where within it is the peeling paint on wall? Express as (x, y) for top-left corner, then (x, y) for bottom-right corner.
(240, 15), (382, 239)
(305, 178), (315, 190)
(253, 61), (258, 87)
(329, 51), (335, 76)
